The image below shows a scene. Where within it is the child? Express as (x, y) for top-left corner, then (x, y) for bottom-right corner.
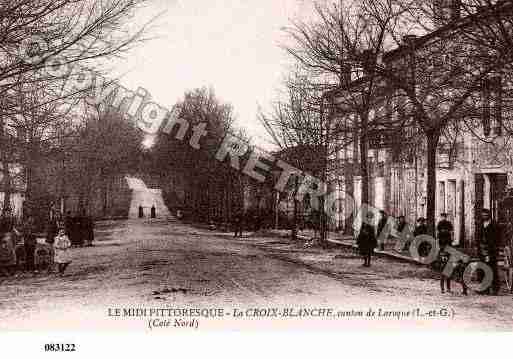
(0, 232), (17, 276)
(53, 228), (72, 275)
(439, 249), (452, 293)
(438, 247), (468, 295)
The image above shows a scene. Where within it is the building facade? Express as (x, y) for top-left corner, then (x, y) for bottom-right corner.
(329, 0), (513, 246)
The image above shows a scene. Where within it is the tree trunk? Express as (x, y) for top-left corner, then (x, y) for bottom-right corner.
(344, 163), (354, 236)
(360, 112), (370, 207)
(292, 175), (299, 240)
(1, 159), (11, 214)
(425, 131), (440, 236)
(102, 175), (109, 218)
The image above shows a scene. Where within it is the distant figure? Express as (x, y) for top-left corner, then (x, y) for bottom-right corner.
(0, 232), (16, 276)
(437, 213), (453, 247)
(0, 207), (14, 234)
(138, 205), (144, 218)
(396, 215), (407, 233)
(357, 212), (377, 267)
(414, 217), (428, 237)
(476, 208), (500, 295)
(64, 211), (73, 237)
(396, 215), (409, 251)
(151, 205), (156, 219)
(414, 217), (430, 257)
(46, 217), (58, 245)
(437, 213), (456, 294)
(233, 210), (243, 238)
(377, 210), (388, 251)
(85, 216), (94, 247)
(22, 216), (37, 272)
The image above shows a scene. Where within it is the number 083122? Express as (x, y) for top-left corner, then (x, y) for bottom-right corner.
(44, 344), (76, 352)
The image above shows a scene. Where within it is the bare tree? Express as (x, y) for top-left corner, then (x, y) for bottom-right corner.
(282, 0), (405, 236)
(359, 0), (513, 233)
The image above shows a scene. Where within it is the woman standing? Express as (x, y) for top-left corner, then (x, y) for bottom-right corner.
(357, 212), (377, 267)
(53, 228), (72, 275)
(0, 232), (17, 276)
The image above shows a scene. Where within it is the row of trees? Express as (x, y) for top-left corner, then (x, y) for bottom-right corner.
(260, 0), (513, 239)
(147, 87), (247, 224)
(0, 0), (151, 221)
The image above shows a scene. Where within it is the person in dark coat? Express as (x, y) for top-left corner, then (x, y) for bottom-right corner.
(64, 211), (73, 237)
(85, 216), (94, 246)
(46, 217), (58, 245)
(233, 210), (243, 238)
(396, 215), (407, 232)
(78, 212), (89, 247)
(22, 216), (37, 272)
(437, 213), (453, 247)
(414, 217), (428, 237)
(138, 205), (144, 218)
(357, 212), (377, 267)
(0, 232), (16, 276)
(396, 215), (409, 251)
(0, 207), (14, 234)
(150, 205), (156, 219)
(476, 208), (501, 295)
(437, 213), (454, 293)
(377, 210), (388, 251)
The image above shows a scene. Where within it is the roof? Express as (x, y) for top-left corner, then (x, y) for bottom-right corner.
(326, 0), (513, 98)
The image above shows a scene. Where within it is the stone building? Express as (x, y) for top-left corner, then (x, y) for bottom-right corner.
(328, 0), (513, 246)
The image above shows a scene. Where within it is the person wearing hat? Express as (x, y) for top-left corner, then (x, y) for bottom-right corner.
(476, 208), (500, 295)
(437, 213), (454, 293)
(357, 211), (377, 267)
(414, 217), (428, 237)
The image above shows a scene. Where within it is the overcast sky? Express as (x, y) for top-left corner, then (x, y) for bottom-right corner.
(111, 0), (316, 147)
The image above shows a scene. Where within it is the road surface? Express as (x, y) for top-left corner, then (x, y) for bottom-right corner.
(0, 218), (512, 331)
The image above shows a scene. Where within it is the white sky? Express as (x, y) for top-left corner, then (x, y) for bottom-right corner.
(110, 0), (316, 148)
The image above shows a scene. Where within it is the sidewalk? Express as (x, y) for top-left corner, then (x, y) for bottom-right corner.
(260, 228), (420, 265)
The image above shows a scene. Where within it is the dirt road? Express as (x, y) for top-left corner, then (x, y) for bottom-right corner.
(1, 219), (512, 331)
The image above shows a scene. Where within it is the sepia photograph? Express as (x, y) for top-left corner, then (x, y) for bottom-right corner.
(1, 0), (513, 355)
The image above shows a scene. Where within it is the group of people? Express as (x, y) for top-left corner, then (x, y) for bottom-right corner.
(138, 205), (157, 219)
(356, 209), (504, 296)
(63, 212), (95, 247)
(0, 209), (95, 278)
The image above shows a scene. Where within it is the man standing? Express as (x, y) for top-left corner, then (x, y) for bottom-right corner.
(377, 210), (388, 251)
(22, 216), (37, 273)
(357, 212), (377, 267)
(477, 208), (500, 295)
(233, 210), (243, 238)
(0, 207), (14, 234)
(437, 213), (454, 293)
(414, 217), (428, 237)
(396, 216), (409, 251)
(437, 213), (453, 247)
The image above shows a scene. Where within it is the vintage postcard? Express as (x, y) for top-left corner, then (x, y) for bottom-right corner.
(1, 0), (513, 355)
